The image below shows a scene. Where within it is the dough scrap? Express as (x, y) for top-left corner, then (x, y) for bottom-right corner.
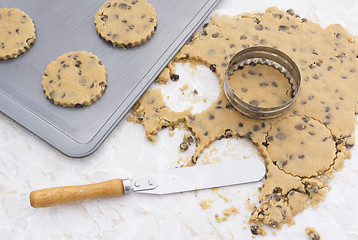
(94, 0), (157, 48)
(42, 51), (107, 107)
(129, 7), (358, 235)
(0, 8), (36, 60)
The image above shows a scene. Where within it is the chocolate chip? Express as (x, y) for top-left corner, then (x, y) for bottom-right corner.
(204, 131), (208, 136)
(209, 64), (216, 72)
(209, 114), (215, 120)
(128, 25), (134, 30)
(180, 142), (189, 152)
(249, 100), (259, 106)
(273, 193), (282, 201)
(149, 17), (155, 23)
(273, 13), (283, 19)
(248, 70), (256, 75)
(312, 50), (318, 55)
(49, 91), (57, 99)
(267, 136), (274, 142)
(308, 132), (315, 136)
(98, 60), (103, 65)
(271, 81), (278, 87)
(286, 9), (295, 16)
(15, 28), (19, 34)
(337, 53), (345, 59)
(100, 15), (108, 22)
(212, 33), (220, 38)
(224, 129), (233, 138)
(254, 24), (264, 31)
(226, 104), (234, 109)
(298, 155), (305, 159)
(0, 43), (4, 49)
(327, 66), (333, 72)
(250, 225), (259, 235)
(270, 221), (279, 228)
(260, 82), (268, 87)
(240, 35), (247, 40)
(75, 60), (82, 68)
(114, 14), (119, 19)
(122, 19), (128, 23)
(170, 74), (179, 81)
(118, 3), (127, 9)
(312, 74), (319, 80)
(112, 34), (119, 39)
(279, 25), (288, 31)
(229, 44), (235, 48)
(238, 123), (243, 128)
(132, 0), (138, 4)
(295, 124), (305, 130)
(253, 125), (260, 131)
(259, 39), (267, 45)
(246, 131), (253, 140)
(276, 132), (287, 140)
(188, 115), (195, 121)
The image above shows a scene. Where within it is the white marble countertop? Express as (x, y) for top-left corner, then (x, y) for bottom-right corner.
(1, 0), (358, 239)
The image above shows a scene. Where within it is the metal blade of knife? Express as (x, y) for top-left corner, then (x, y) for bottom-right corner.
(30, 158), (266, 208)
(124, 158), (266, 195)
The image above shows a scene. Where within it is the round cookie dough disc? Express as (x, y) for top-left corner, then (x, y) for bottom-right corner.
(0, 8), (36, 60)
(266, 116), (336, 177)
(42, 51), (107, 107)
(94, 0), (157, 48)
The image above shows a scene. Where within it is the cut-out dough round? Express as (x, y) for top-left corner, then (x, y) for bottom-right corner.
(0, 8), (36, 60)
(229, 64), (292, 107)
(94, 0), (157, 48)
(267, 116), (336, 177)
(42, 51), (107, 107)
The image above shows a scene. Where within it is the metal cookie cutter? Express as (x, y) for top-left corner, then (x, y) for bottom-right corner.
(224, 46), (301, 119)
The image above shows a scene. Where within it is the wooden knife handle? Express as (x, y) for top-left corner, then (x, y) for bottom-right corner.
(30, 179), (125, 208)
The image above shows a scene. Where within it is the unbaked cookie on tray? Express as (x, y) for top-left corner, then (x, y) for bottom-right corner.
(94, 0), (157, 48)
(0, 8), (36, 60)
(42, 51), (107, 107)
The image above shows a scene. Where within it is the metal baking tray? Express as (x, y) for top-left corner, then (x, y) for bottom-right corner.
(0, 0), (220, 157)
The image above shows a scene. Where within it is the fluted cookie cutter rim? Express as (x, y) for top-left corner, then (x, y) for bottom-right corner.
(224, 46), (301, 119)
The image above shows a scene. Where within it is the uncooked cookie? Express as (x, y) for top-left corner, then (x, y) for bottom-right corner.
(267, 116), (336, 177)
(229, 64), (292, 107)
(0, 8), (36, 60)
(129, 7), (358, 236)
(94, 0), (157, 48)
(42, 51), (107, 107)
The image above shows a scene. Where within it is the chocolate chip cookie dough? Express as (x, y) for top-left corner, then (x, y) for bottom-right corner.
(229, 64), (293, 107)
(42, 51), (107, 107)
(129, 7), (358, 235)
(0, 8), (36, 60)
(95, 0), (157, 48)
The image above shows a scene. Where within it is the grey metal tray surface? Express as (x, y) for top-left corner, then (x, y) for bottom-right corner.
(0, 0), (220, 157)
